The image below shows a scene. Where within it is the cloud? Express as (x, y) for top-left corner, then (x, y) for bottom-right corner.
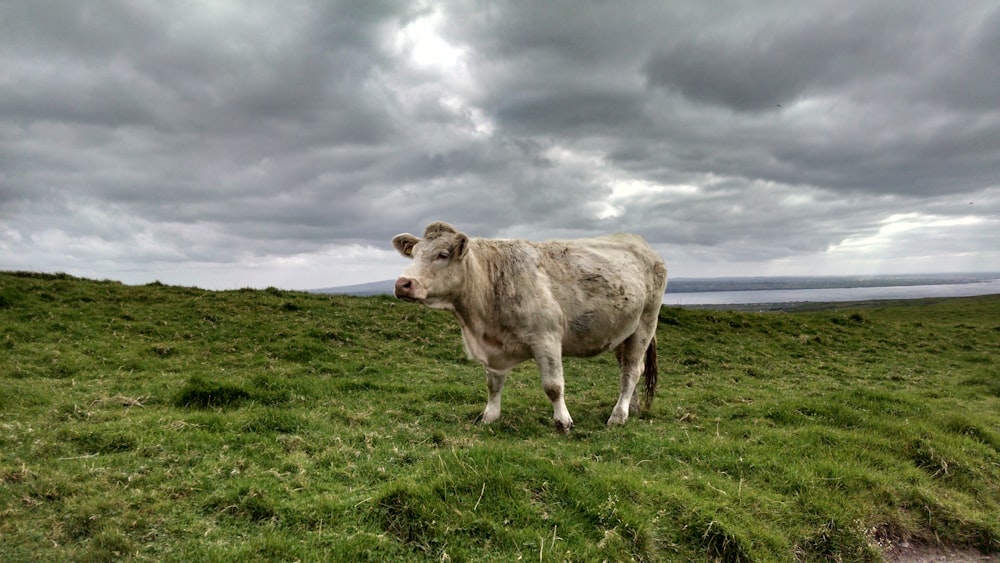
(1, 0), (998, 289)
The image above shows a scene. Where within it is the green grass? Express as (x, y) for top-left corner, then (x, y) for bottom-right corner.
(1, 271), (997, 561)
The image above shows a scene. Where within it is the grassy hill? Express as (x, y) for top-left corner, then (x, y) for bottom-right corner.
(1, 271), (998, 561)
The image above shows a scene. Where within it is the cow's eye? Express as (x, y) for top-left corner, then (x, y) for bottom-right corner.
(436, 251), (450, 261)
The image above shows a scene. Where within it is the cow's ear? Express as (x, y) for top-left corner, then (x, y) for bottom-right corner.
(392, 234), (420, 258)
(452, 233), (470, 260)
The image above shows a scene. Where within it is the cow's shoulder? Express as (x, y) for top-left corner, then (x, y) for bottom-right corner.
(469, 238), (541, 279)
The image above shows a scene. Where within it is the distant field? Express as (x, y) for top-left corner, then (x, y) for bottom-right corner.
(1, 271), (998, 561)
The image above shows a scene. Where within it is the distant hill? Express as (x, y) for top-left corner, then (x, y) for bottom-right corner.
(312, 279), (395, 296)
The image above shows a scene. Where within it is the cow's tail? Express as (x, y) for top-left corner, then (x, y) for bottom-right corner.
(642, 335), (658, 412)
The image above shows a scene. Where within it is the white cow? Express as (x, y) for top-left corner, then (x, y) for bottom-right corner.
(392, 222), (668, 433)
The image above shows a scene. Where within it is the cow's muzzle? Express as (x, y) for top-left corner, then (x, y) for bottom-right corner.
(394, 277), (425, 301)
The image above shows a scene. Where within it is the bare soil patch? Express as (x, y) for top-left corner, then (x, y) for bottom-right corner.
(884, 543), (997, 562)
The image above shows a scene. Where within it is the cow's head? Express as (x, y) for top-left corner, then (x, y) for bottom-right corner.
(391, 221), (470, 307)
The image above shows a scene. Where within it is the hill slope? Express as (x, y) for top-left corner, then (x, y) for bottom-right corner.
(1, 271), (998, 561)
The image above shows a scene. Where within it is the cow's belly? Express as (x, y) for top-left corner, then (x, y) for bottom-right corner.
(461, 327), (533, 370)
(561, 299), (644, 357)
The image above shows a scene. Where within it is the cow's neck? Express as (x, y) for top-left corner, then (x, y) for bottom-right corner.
(447, 247), (496, 334)
(447, 248), (517, 366)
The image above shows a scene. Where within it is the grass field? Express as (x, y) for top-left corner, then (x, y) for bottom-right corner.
(1, 271), (998, 561)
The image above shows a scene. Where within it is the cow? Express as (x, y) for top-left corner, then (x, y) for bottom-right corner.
(391, 221), (668, 433)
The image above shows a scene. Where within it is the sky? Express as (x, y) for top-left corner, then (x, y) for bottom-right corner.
(2, 1), (999, 290)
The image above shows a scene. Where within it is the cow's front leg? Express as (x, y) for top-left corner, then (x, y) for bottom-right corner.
(535, 345), (574, 434)
(481, 368), (509, 424)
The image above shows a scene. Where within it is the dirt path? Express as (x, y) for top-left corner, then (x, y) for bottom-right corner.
(884, 544), (998, 562)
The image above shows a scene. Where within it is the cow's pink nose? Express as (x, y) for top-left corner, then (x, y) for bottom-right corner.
(394, 277), (414, 296)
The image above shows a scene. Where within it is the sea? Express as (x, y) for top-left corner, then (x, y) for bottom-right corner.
(663, 273), (1000, 308)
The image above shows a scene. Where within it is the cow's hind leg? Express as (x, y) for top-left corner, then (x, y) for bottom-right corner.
(481, 368), (509, 424)
(608, 329), (653, 426)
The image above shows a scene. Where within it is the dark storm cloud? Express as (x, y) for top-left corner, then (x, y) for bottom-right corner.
(642, 5), (918, 112)
(1, 0), (997, 288)
(449, 1), (1000, 197)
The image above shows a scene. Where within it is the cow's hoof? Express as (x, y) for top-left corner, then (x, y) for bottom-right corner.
(481, 410), (500, 424)
(607, 412), (628, 426)
(554, 419), (574, 434)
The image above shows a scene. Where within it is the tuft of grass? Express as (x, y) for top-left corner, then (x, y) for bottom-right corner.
(174, 376), (252, 408)
(1, 271), (998, 561)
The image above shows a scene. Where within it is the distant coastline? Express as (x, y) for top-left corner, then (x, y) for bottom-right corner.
(663, 273), (1000, 309)
(315, 272), (1000, 307)
(664, 272), (1000, 293)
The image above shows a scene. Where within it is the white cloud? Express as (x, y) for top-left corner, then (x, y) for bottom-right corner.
(396, 8), (466, 72)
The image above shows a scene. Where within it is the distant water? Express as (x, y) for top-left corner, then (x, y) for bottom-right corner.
(664, 278), (1000, 307)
